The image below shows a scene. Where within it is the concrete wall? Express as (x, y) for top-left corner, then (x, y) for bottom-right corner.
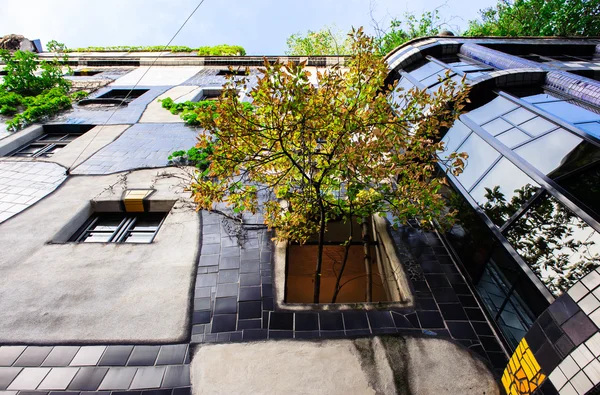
(0, 167), (200, 343)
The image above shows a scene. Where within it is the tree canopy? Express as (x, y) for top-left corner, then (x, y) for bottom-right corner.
(285, 25), (352, 56)
(190, 28), (469, 302)
(465, 0), (600, 37)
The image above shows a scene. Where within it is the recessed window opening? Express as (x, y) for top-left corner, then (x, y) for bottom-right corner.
(71, 70), (103, 76)
(9, 124), (95, 158)
(72, 212), (167, 244)
(217, 69), (248, 76)
(98, 89), (149, 103)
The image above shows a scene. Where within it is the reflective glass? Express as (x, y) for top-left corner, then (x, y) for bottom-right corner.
(522, 94), (561, 104)
(481, 118), (513, 136)
(410, 62), (445, 81)
(92, 218), (123, 231)
(38, 134), (68, 142)
(558, 163), (600, 217)
(438, 121), (472, 160)
(466, 97), (519, 125)
(575, 121), (600, 139)
(515, 129), (583, 175)
(124, 232), (154, 243)
(455, 133), (501, 189)
(505, 194), (600, 295)
(470, 157), (539, 226)
(421, 72), (450, 87)
(465, 71), (487, 79)
(535, 101), (600, 123)
(503, 108), (536, 125)
(496, 128), (530, 148)
(518, 117), (557, 136)
(83, 232), (113, 243)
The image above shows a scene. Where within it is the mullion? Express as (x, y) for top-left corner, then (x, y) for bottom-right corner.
(114, 217), (136, 243)
(76, 217), (101, 242)
(33, 144), (58, 158)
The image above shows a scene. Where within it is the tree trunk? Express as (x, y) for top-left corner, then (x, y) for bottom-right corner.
(362, 217), (372, 302)
(331, 223), (353, 303)
(313, 202), (326, 303)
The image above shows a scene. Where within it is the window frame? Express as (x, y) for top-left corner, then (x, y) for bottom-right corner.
(10, 133), (84, 158)
(72, 212), (167, 244)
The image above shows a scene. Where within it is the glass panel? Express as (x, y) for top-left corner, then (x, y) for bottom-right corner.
(38, 133), (69, 142)
(523, 94), (562, 104)
(515, 129), (583, 175)
(59, 134), (80, 142)
(39, 145), (64, 157)
(518, 117), (557, 136)
(466, 96), (519, 125)
(505, 194), (600, 295)
(470, 157), (539, 226)
(481, 118), (513, 136)
(465, 71), (487, 79)
(455, 133), (501, 190)
(503, 108), (536, 125)
(558, 163), (600, 217)
(410, 62), (445, 81)
(575, 122), (600, 139)
(438, 121), (472, 160)
(535, 101), (600, 123)
(83, 232), (113, 243)
(131, 218), (161, 231)
(124, 232), (154, 244)
(421, 71), (451, 87)
(496, 128), (531, 148)
(92, 218), (123, 232)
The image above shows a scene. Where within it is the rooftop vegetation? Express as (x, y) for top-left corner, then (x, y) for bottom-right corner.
(62, 44), (246, 56)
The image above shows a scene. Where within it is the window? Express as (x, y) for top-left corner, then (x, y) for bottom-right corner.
(97, 89), (149, 103)
(10, 125), (95, 158)
(72, 212), (166, 243)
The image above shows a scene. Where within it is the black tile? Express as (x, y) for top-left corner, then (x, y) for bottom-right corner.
(372, 327), (397, 335)
(230, 332), (243, 342)
(458, 295), (478, 308)
(220, 256), (240, 269)
(262, 284), (273, 297)
(262, 297), (274, 311)
(367, 311), (395, 328)
(240, 273), (261, 287)
(431, 287), (459, 303)
(539, 378), (559, 395)
(68, 367), (109, 391)
(524, 323), (546, 354)
(241, 248), (260, 260)
(392, 313), (416, 329)
(218, 270), (239, 284)
(221, 246), (240, 256)
(240, 260), (260, 274)
(343, 312), (369, 330)
(412, 281), (430, 293)
(162, 365), (190, 388)
(421, 261), (443, 274)
(156, 345), (187, 365)
(295, 331), (321, 339)
(239, 286), (261, 301)
(269, 330), (294, 339)
(215, 297), (238, 314)
(346, 329), (372, 337)
(417, 311), (444, 328)
(471, 321), (494, 336)
(417, 298), (438, 310)
(14, 346), (53, 367)
(127, 346), (160, 366)
(238, 319), (262, 329)
(212, 314), (237, 333)
(216, 283), (238, 298)
(0, 367), (21, 390)
(561, 311), (597, 346)
(239, 301), (262, 319)
(41, 347), (79, 367)
(270, 312), (294, 330)
(543, 321), (563, 343)
(446, 274), (466, 285)
(548, 294), (580, 325)
(478, 335), (503, 352)
(469, 344), (488, 360)
(451, 283), (472, 296)
(243, 329), (267, 340)
(464, 308), (486, 322)
(440, 264), (459, 275)
(486, 351), (508, 370)
(195, 273), (217, 287)
(98, 346), (133, 366)
(263, 311), (270, 328)
(439, 303), (468, 321)
(319, 313), (344, 331)
(538, 311), (554, 330)
(446, 321), (477, 340)
(425, 274), (450, 288)
(295, 313), (319, 331)
(555, 334), (575, 358)
(534, 341), (562, 374)
(141, 390), (171, 395)
(320, 330), (346, 339)
(405, 313), (420, 328)
(216, 333), (231, 342)
(173, 388), (191, 395)
(192, 311), (211, 325)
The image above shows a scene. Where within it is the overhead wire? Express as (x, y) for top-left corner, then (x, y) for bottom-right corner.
(67, 0), (207, 173)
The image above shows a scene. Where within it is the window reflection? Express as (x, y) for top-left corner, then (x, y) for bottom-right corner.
(455, 133), (500, 190)
(514, 129), (583, 175)
(470, 158), (539, 226)
(439, 121), (471, 160)
(504, 194), (600, 295)
(467, 96), (519, 125)
(536, 101), (600, 124)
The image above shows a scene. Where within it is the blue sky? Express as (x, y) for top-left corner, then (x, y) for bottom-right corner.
(1, 0), (496, 54)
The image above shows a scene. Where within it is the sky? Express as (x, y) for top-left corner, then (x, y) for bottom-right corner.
(1, 0), (496, 55)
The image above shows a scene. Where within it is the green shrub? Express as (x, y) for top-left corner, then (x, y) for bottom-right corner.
(160, 97), (253, 126)
(168, 141), (216, 175)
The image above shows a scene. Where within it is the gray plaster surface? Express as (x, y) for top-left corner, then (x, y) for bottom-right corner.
(0, 161), (66, 223)
(190, 336), (500, 395)
(72, 123), (198, 175)
(0, 168), (200, 342)
(139, 86), (198, 124)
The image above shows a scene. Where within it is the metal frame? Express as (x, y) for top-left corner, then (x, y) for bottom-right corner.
(10, 133), (81, 158)
(74, 213), (166, 244)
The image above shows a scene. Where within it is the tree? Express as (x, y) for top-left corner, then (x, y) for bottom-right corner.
(465, 0), (600, 37)
(191, 28), (469, 303)
(285, 25), (352, 56)
(372, 10), (444, 56)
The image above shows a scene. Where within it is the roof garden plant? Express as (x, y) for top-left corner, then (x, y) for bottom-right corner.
(188, 27), (469, 303)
